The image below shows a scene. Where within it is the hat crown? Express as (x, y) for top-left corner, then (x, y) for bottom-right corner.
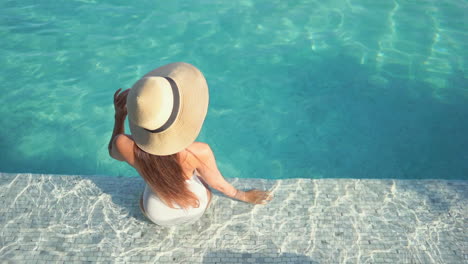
(127, 77), (175, 130)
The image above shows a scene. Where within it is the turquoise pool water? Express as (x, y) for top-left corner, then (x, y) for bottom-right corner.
(1, 0), (466, 179)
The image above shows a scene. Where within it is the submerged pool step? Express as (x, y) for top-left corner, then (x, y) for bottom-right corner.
(0, 172), (466, 263)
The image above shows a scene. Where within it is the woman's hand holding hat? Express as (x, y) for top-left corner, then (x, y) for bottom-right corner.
(113, 88), (130, 118)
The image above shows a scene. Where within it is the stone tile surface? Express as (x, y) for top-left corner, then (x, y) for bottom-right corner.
(0, 173), (466, 263)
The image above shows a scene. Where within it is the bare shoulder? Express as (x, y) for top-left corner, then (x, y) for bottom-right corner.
(115, 134), (135, 151)
(187, 142), (211, 155)
(186, 142), (220, 178)
(113, 134), (136, 165)
(186, 142), (215, 162)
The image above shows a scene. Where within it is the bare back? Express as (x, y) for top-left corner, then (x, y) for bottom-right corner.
(177, 144), (207, 180)
(112, 135), (237, 196)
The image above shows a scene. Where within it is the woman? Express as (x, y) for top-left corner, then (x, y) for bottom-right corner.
(107, 62), (272, 227)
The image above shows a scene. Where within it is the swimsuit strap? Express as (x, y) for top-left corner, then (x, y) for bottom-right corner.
(185, 171), (197, 182)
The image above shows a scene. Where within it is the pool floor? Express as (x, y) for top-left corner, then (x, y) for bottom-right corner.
(0, 173), (466, 263)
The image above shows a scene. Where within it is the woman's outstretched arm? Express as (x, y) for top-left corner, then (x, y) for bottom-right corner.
(193, 143), (273, 205)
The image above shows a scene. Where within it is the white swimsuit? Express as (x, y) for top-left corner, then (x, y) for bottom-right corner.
(142, 173), (209, 227)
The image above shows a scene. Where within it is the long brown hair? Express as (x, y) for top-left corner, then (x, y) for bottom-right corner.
(133, 144), (199, 209)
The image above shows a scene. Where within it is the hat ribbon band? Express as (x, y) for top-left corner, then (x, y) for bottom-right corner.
(144, 77), (180, 133)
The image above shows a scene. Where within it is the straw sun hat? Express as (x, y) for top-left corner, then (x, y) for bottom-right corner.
(126, 62), (209, 156)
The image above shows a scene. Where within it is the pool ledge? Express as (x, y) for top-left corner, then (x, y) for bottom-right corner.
(0, 173), (466, 263)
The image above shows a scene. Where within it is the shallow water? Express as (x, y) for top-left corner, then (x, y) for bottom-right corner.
(1, 173), (467, 263)
(0, 0), (467, 179)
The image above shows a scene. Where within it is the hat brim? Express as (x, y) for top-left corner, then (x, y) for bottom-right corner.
(129, 62), (209, 156)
